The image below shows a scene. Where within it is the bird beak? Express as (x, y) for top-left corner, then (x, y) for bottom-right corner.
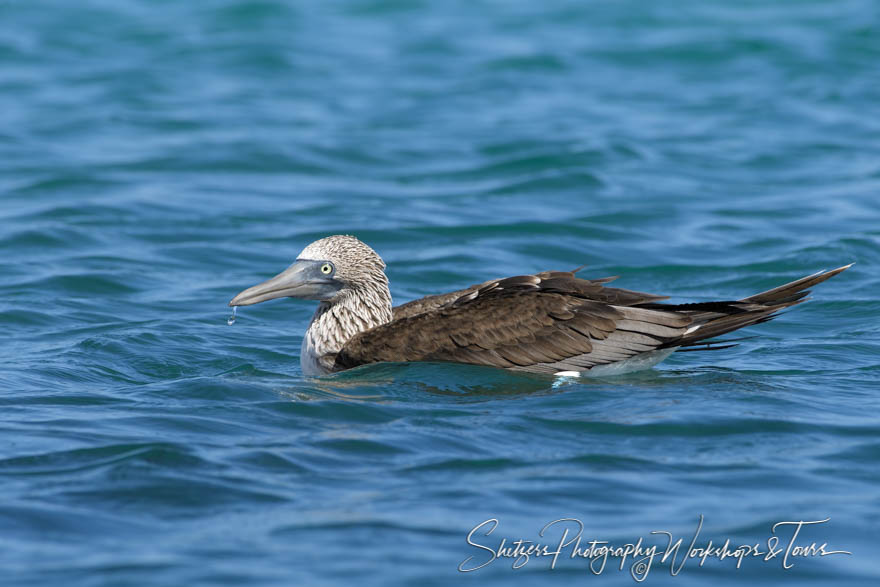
(228, 259), (341, 306)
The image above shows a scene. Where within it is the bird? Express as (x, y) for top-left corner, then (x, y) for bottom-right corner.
(228, 235), (852, 378)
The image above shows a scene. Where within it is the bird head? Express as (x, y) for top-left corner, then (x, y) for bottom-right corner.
(228, 235), (387, 307)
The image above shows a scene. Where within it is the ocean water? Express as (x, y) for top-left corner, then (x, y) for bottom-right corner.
(1, 0), (879, 585)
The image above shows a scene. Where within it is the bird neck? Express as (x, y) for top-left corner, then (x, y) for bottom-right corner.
(301, 281), (393, 376)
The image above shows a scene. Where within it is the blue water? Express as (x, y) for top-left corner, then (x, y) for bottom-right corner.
(2, 1), (879, 585)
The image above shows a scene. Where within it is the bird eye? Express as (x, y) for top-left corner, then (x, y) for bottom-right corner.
(320, 263), (333, 275)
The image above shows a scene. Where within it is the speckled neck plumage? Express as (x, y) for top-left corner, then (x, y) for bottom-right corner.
(301, 277), (393, 376)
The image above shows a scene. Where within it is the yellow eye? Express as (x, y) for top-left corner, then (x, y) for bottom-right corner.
(320, 263), (333, 274)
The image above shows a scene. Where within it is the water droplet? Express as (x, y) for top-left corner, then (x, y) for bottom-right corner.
(227, 306), (237, 326)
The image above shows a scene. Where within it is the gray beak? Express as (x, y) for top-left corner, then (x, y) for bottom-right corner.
(228, 259), (341, 306)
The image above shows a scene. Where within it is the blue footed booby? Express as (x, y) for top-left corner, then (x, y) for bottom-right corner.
(228, 235), (852, 377)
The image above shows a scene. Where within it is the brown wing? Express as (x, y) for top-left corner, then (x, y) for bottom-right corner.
(336, 272), (692, 374)
(391, 270), (669, 320)
(391, 282), (494, 320)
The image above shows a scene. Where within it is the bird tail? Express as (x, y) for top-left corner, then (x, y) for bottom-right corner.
(640, 264), (853, 350)
(739, 263), (853, 304)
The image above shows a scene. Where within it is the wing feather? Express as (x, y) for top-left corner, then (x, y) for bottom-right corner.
(335, 272), (690, 373)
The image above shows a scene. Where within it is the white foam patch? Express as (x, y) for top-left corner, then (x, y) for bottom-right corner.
(584, 348), (677, 377)
(554, 371), (581, 377)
